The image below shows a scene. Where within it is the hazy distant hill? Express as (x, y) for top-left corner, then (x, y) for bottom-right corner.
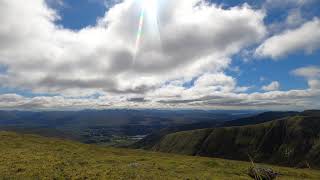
(141, 111), (320, 168)
(221, 111), (299, 127)
(0, 110), (251, 146)
(1, 131), (319, 179)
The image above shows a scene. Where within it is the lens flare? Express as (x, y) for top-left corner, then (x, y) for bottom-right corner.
(134, 3), (146, 60)
(133, 0), (161, 63)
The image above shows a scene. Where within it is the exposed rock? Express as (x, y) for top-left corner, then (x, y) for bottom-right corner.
(128, 162), (140, 168)
(248, 166), (278, 180)
(296, 161), (311, 169)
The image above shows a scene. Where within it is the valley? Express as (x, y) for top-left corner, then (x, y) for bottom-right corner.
(0, 109), (252, 146)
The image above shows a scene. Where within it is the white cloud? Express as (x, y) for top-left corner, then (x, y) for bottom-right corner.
(256, 18), (320, 59)
(262, 81), (280, 91)
(0, 0), (319, 110)
(292, 66), (320, 78)
(308, 79), (320, 89)
(194, 73), (236, 91)
(292, 66), (320, 90)
(0, 88), (319, 110)
(0, 0), (266, 96)
(264, 0), (315, 8)
(285, 9), (305, 27)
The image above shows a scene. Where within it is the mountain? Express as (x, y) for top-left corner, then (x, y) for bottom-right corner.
(132, 111), (298, 149)
(221, 111), (299, 127)
(140, 110), (320, 168)
(1, 131), (319, 179)
(130, 121), (220, 149)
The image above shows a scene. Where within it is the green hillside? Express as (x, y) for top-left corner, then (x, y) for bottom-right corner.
(1, 131), (320, 179)
(132, 111), (298, 150)
(151, 114), (320, 168)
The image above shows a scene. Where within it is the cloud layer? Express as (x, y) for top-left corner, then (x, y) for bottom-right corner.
(0, 0), (319, 110)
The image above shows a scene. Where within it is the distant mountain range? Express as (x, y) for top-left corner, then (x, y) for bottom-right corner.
(221, 111), (299, 127)
(0, 109), (253, 145)
(133, 110), (320, 168)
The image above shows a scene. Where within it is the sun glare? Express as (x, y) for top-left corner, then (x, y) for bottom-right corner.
(145, 0), (158, 21)
(134, 0), (161, 62)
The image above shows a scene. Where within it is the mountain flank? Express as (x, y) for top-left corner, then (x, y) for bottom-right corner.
(140, 111), (320, 168)
(132, 111), (298, 150)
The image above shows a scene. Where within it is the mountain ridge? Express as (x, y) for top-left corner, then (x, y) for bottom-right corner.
(132, 111), (299, 149)
(137, 110), (320, 168)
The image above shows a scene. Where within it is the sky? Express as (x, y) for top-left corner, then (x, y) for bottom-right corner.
(0, 0), (319, 110)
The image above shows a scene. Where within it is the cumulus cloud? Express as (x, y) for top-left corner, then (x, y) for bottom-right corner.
(0, 0), (319, 110)
(292, 66), (320, 78)
(262, 81), (280, 91)
(292, 66), (320, 89)
(256, 18), (320, 59)
(0, 0), (266, 95)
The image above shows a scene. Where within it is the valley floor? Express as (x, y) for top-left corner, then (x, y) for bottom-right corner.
(0, 131), (319, 179)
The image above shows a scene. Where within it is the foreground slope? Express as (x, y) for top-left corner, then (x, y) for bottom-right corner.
(151, 111), (320, 168)
(1, 132), (320, 179)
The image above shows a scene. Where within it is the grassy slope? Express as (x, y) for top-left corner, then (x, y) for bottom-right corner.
(132, 111), (298, 150)
(1, 132), (320, 179)
(152, 115), (320, 168)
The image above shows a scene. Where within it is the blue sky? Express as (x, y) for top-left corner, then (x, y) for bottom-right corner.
(55, 0), (107, 29)
(0, 0), (319, 110)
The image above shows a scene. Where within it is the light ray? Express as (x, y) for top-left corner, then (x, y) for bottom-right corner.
(134, 4), (146, 61)
(133, 0), (162, 64)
